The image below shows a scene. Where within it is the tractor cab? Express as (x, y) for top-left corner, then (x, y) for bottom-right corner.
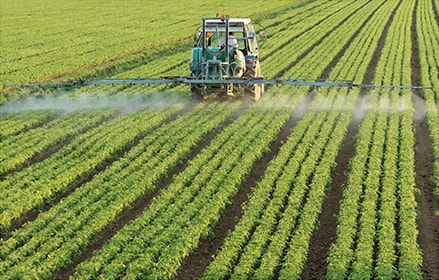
(190, 14), (266, 99)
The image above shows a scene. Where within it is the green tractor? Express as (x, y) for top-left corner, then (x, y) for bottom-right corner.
(190, 14), (267, 100)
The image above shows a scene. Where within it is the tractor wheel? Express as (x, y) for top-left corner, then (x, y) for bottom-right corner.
(191, 85), (202, 99)
(190, 78), (206, 99)
(244, 61), (264, 100)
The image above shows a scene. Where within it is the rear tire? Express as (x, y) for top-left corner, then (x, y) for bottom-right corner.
(191, 84), (204, 100)
(244, 61), (264, 100)
(190, 72), (205, 99)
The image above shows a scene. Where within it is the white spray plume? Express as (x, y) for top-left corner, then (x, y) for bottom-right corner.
(0, 90), (189, 115)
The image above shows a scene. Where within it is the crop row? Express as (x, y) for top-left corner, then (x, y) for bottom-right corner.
(0, 109), (117, 177)
(0, 101), (239, 278)
(0, 104), (182, 231)
(0, 109), (57, 140)
(326, 92), (377, 279)
(71, 92), (304, 279)
(383, 1), (422, 277)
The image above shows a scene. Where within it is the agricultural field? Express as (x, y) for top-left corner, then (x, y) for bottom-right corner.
(1, 0), (438, 279)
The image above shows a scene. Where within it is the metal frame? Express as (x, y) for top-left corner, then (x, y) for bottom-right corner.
(3, 77), (435, 93)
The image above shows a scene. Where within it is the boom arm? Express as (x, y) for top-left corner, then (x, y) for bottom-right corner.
(3, 77), (435, 92)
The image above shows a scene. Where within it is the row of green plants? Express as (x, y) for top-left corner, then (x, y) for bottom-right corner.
(390, 2), (423, 277)
(375, 1), (423, 276)
(0, 101), (239, 279)
(398, 91), (422, 279)
(0, 109), (57, 140)
(374, 93), (399, 278)
(326, 92), (378, 279)
(348, 93), (388, 279)
(416, 0), (439, 211)
(72, 93), (304, 279)
(0, 105), (181, 231)
(0, 109), (116, 177)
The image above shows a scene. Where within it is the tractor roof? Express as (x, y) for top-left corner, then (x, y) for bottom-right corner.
(204, 18), (252, 25)
(204, 18), (252, 33)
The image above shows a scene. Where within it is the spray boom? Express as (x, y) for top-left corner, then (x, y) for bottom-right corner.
(3, 77), (435, 93)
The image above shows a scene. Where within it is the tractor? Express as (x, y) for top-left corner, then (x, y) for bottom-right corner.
(190, 14), (266, 100)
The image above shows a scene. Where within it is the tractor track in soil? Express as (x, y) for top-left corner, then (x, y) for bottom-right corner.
(302, 0), (402, 278)
(411, 1), (439, 278)
(52, 99), (253, 279)
(176, 92), (315, 280)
